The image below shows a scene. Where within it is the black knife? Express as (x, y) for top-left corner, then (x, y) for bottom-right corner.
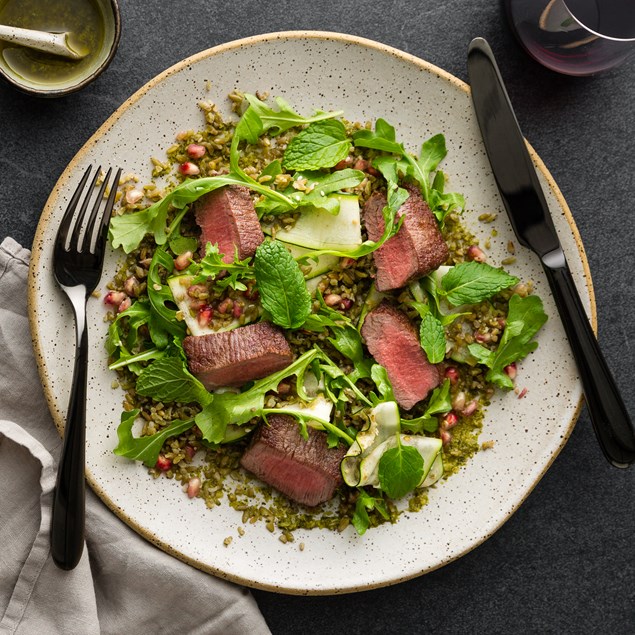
(467, 37), (635, 468)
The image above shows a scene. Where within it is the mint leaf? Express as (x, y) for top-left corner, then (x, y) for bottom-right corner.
(378, 444), (424, 499)
(114, 410), (194, 466)
(468, 294), (548, 388)
(136, 356), (212, 405)
(283, 120), (351, 170)
(254, 240), (311, 329)
(440, 261), (519, 306)
(418, 308), (446, 364)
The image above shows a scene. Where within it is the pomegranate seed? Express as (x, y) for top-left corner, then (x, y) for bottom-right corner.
(186, 143), (206, 159)
(155, 455), (171, 471)
(444, 367), (459, 384)
(440, 430), (452, 445)
(475, 332), (491, 343)
(174, 251), (193, 271)
(104, 290), (126, 306)
(497, 317), (506, 329)
(467, 245), (487, 262)
(518, 387), (528, 399)
(452, 391), (466, 412)
(462, 400), (479, 417)
(187, 477), (201, 498)
(198, 305), (213, 327)
(441, 412), (459, 430)
(123, 276), (140, 297)
(232, 302), (243, 318)
(179, 162), (200, 176)
(340, 257), (356, 269)
(117, 297), (131, 313)
(504, 363), (517, 380)
(244, 286), (259, 301)
(184, 445), (196, 460)
(340, 298), (353, 311)
(324, 293), (342, 307)
(218, 298), (234, 314)
(125, 189), (143, 205)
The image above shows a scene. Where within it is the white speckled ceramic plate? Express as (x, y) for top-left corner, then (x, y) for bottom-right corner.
(28, 32), (594, 594)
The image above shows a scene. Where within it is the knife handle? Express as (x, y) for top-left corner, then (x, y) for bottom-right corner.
(542, 261), (635, 467)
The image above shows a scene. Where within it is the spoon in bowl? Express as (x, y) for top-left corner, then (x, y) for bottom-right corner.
(0, 24), (88, 60)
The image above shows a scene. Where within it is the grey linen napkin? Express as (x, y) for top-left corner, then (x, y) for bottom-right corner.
(0, 237), (271, 635)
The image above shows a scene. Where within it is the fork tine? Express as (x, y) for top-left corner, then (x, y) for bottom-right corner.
(94, 168), (122, 253)
(68, 167), (101, 253)
(83, 167), (112, 252)
(56, 166), (93, 249)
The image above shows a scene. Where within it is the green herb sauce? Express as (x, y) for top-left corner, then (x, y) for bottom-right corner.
(0, 0), (104, 86)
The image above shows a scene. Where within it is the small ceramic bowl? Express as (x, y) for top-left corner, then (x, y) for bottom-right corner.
(0, 0), (120, 97)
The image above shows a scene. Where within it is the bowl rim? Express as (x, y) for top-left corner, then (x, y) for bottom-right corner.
(0, 0), (121, 97)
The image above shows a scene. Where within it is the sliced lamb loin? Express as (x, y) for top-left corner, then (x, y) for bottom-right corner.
(240, 414), (346, 507)
(361, 302), (440, 410)
(363, 184), (449, 291)
(193, 185), (264, 263)
(183, 321), (293, 389)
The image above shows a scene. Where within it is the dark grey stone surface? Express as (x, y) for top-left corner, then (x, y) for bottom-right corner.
(1, 1), (633, 633)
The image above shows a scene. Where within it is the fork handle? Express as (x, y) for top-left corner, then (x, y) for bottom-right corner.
(542, 261), (635, 468)
(51, 313), (87, 570)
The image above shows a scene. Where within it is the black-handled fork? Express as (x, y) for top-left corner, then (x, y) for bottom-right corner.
(51, 165), (121, 569)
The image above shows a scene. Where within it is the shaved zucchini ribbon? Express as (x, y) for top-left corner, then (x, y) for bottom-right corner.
(341, 401), (443, 492)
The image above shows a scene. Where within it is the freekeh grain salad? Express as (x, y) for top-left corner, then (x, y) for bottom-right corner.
(105, 92), (547, 537)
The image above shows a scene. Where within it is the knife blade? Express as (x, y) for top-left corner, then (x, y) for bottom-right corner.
(467, 37), (635, 468)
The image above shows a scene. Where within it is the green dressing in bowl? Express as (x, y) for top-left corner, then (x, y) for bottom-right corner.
(0, 0), (109, 90)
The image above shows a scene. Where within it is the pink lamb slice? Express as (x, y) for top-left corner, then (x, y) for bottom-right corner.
(240, 414), (346, 507)
(361, 302), (441, 410)
(193, 185), (264, 263)
(182, 321), (293, 389)
(363, 184), (449, 291)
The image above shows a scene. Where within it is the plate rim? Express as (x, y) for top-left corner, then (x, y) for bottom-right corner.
(27, 30), (596, 594)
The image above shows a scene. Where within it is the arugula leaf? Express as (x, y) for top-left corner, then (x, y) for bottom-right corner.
(439, 261), (519, 306)
(189, 242), (254, 291)
(136, 356), (212, 405)
(378, 444), (424, 500)
(254, 240), (311, 329)
(283, 119), (351, 170)
(147, 247), (187, 340)
(352, 118), (403, 154)
(354, 119), (464, 222)
(370, 364), (396, 404)
(113, 410), (194, 466)
(401, 379), (452, 432)
(418, 305), (446, 364)
(408, 133), (447, 201)
(194, 349), (319, 443)
(237, 94), (344, 143)
(352, 489), (389, 536)
(468, 294), (548, 389)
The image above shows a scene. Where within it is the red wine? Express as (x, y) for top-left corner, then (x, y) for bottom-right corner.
(506, 0), (635, 75)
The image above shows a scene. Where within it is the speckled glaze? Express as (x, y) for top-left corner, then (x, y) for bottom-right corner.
(27, 32), (595, 595)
